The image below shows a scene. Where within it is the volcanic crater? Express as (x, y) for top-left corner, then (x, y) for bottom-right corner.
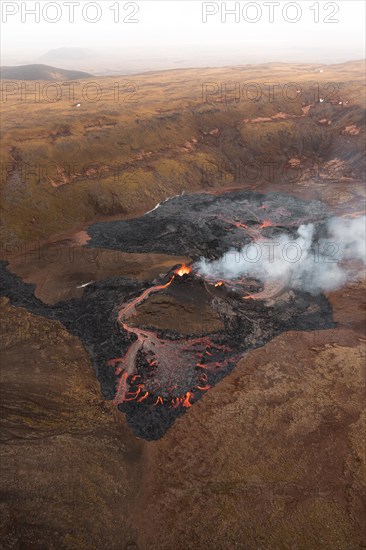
(0, 190), (335, 439)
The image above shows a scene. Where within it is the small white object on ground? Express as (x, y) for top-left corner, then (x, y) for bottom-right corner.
(77, 281), (94, 288)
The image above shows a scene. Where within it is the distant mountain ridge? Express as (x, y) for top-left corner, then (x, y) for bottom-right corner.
(0, 64), (93, 81)
(39, 47), (96, 61)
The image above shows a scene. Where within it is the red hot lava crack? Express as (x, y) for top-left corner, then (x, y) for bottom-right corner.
(108, 264), (236, 411)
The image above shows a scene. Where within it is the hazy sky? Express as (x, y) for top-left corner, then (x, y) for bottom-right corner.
(1, 1), (365, 70)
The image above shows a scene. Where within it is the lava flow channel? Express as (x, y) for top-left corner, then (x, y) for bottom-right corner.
(108, 265), (235, 411)
(221, 217), (291, 300)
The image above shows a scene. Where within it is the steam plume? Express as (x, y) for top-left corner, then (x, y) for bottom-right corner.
(196, 216), (366, 293)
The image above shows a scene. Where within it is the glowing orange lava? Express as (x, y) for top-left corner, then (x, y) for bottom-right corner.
(137, 391), (149, 402)
(231, 221), (249, 229)
(260, 220), (273, 228)
(109, 261), (235, 412)
(175, 264), (192, 277)
(182, 391), (194, 408)
(197, 384), (211, 391)
(341, 211), (366, 219)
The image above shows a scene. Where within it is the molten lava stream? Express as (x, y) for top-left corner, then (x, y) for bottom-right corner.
(221, 217), (287, 301)
(259, 219), (273, 228)
(108, 262), (240, 411)
(223, 217), (276, 242)
(341, 211), (366, 219)
(110, 265), (195, 405)
(109, 263), (243, 410)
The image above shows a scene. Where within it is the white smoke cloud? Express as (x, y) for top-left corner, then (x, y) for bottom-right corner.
(196, 216), (366, 294)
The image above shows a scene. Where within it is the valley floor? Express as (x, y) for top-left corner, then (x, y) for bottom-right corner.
(1, 178), (365, 549)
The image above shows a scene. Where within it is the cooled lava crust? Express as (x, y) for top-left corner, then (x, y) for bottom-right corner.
(0, 191), (335, 440)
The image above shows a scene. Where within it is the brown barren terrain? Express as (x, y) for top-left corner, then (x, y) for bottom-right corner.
(0, 61), (365, 549)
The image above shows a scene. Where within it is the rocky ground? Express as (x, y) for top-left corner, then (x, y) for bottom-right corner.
(0, 180), (365, 548)
(0, 277), (365, 549)
(1, 61), (364, 248)
(1, 190), (337, 440)
(0, 60), (365, 549)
